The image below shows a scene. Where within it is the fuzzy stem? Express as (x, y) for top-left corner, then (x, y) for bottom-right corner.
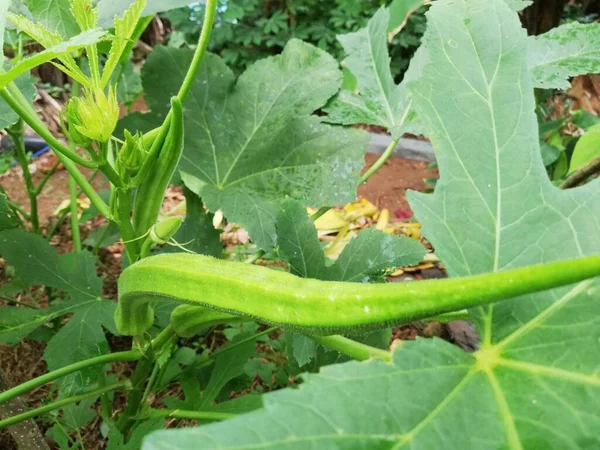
(0, 351), (141, 406)
(9, 120), (40, 233)
(0, 381), (132, 429)
(311, 335), (391, 362)
(176, 0), (218, 103)
(137, 409), (236, 422)
(359, 138), (399, 185)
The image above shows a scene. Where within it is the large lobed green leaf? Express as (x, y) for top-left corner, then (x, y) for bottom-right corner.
(123, 41), (370, 250)
(97, 0), (198, 28)
(324, 7), (424, 139)
(143, 0), (600, 448)
(530, 22), (600, 90)
(277, 198), (424, 282)
(0, 230), (117, 392)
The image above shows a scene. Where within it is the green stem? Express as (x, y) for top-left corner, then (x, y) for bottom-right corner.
(46, 169), (100, 241)
(151, 324), (177, 353)
(359, 138), (399, 185)
(310, 206), (331, 221)
(176, 0), (218, 104)
(137, 409), (236, 422)
(115, 188), (140, 262)
(245, 250), (265, 264)
(68, 175), (81, 252)
(97, 373), (112, 422)
(9, 120), (39, 233)
(34, 160), (60, 196)
(6, 199), (30, 221)
(68, 78), (82, 252)
(116, 325), (177, 432)
(99, 161), (124, 188)
(311, 335), (391, 362)
(2, 86), (98, 169)
(0, 350), (141, 405)
(0, 296), (39, 309)
(211, 327), (277, 359)
(0, 381), (132, 429)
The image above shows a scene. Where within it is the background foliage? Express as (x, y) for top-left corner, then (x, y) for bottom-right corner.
(163, 0), (427, 78)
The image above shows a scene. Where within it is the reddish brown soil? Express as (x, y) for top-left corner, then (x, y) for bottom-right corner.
(359, 153), (435, 215)
(1, 152), (435, 228)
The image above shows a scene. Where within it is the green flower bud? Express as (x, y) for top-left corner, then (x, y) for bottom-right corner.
(150, 217), (183, 245)
(68, 87), (119, 143)
(61, 99), (92, 147)
(117, 130), (147, 180)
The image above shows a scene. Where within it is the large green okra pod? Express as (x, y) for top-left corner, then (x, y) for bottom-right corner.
(115, 253), (600, 336)
(132, 97), (184, 236)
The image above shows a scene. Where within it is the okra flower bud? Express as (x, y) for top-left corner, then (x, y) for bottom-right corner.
(117, 130), (147, 180)
(61, 99), (92, 147)
(65, 87), (119, 143)
(150, 217), (183, 245)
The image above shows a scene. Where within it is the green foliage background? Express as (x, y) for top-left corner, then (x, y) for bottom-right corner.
(163, 0), (426, 78)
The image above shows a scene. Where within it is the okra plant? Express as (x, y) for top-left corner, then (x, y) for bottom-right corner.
(0, 0), (600, 448)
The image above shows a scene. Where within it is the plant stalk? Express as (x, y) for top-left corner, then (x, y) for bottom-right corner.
(360, 138), (399, 185)
(9, 120), (40, 233)
(176, 0), (218, 104)
(0, 350), (141, 405)
(311, 335), (392, 362)
(560, 155), (600, 189)
(137, 409), (236, 422)
(0, 381), (132, 429)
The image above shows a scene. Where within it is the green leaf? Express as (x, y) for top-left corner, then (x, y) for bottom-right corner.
(0, 73), (37, 129)
(0, 28), (106, 88)
(0, 299), (97, 345)
(0, 229), (102, 299)
(387, 0), (424, 35)
(503, 0), (532, 10)
(111, 60), (143, 105)
(277, 199), (425, 282)
(409, 0), (600, 445)
(131, 42), (369, 249)
(290, 334), (317, 367)
(0, 1), (10, 58)
(97, 0), (197, 29)
(160, 187), (222, 258)
(569, 124), (600, 173)
(324, 8), (423, 139)
(325, 7), (424, 138)
(529, 22), (600, 89)
(100, 0), (146, 87)
(209, 394), (263, 415)
(108, 418), (164, 450)
(0, 194), (21, 231)
(198, 334), (257, 408)
(70, 0), (99, 31)
(145, 0), (600, 447)
(27, 0), (79, 37)
(43, 299), (118, 393)
(571, 109), (600, 129)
